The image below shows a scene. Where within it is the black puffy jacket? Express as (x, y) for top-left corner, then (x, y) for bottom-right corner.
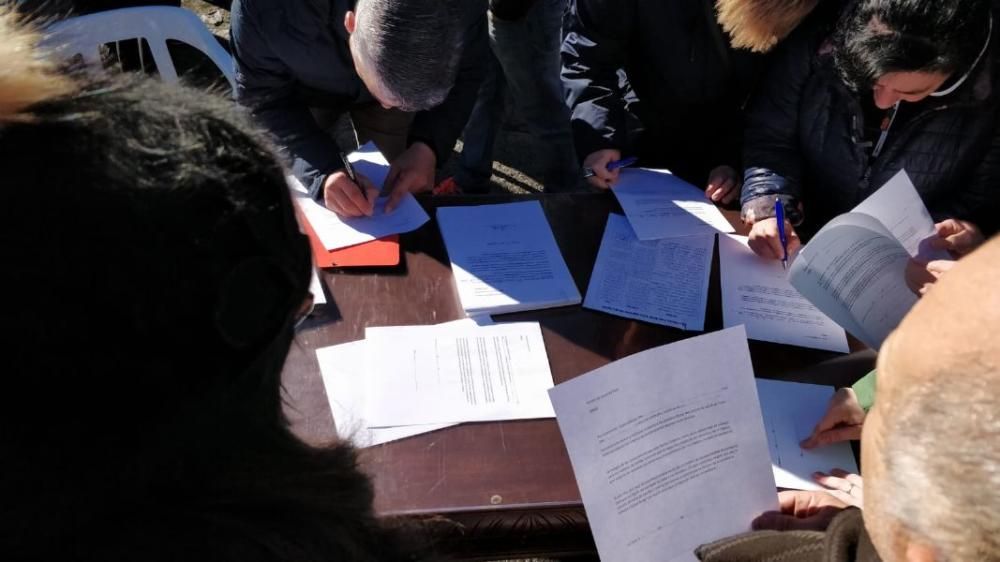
(741, 6), (1000, 237)
(561, 0), (764, 186)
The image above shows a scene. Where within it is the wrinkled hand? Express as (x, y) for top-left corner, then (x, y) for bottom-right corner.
(905, 258), (957, 296)
(801, 388), (865, 449)
(812, 469), (864, 509)
(385, 142), (437, 212)
(583, 148), (622, 189)
(753, 490), (850, 531)
(748, 218), (801, 261)
(323, 171), (379, 217)
(931, 219), (984, 256)
(705, 165), (740, 204)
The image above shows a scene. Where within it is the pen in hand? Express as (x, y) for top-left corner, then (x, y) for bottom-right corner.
(339, 152), (367, 202)
(775, 197), (789, 270)
(583, 156), (639, 179)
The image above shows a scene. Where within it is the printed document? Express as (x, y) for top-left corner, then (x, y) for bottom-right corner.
(437, 201), (581, 315)
(719, 235), (849, 353)
(364, 321), (556, 427)
(585, 214), (713, 331)
(289, 143), (429, 251)
(611, 168), (735, 240)
(316, 318), (490, 447)
(756, 379), (859, 490)
(549, 327), (777, 562)
(789, 170), (951, 349)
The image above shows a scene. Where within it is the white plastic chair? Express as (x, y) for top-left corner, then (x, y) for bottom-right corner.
(41, 6), (235, 92)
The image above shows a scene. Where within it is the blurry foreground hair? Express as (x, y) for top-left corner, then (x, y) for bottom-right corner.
(716, 0), (820, 53)
(0, 8), (433, 562)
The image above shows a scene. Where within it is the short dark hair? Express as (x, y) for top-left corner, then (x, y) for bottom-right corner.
(351, 0), (463, 111)
(834, 0), (992, 91)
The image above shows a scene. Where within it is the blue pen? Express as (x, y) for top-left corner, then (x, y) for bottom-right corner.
(775, 197), (789, 269)
(583, 156), (639, 178)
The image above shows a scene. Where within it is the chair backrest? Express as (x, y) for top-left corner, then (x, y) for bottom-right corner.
(41, 6), (234, 92)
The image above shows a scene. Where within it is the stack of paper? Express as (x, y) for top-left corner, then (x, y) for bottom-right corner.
(718, 234), (849, 352)
(437, 201), (582, 315)
(316, 319), (556, 447)
(290, 142), (430, 251)
(584, 168), (733, 331)
(549, 327), (778, 562)
(584, 214), (714, 331)
(611, 168), (735, 240)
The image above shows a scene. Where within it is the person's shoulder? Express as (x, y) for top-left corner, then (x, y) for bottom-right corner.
(695, 528), (826, 562)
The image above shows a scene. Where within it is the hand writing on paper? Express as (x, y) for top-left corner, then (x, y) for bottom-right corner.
(801, 388), (865, 449)
(812, 469), (864, 508)
(905, 258), (957, 296)
(385, 142), (436, 213)
(748, 218), (801, 261)
(931, 219), (984, 256)
(752, 490), (850, 532)
(583, 148), (622, 189)
(323, 171), (379, 217)
(705, 165), (740, 205)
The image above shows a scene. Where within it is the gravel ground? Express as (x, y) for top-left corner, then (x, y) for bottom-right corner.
(182, 0), (557, 195)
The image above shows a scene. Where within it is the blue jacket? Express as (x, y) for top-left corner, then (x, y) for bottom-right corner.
(231, 0), (488, 197)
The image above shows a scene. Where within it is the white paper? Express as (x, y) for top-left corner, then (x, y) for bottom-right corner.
(308, 267), (327, 306)
(584, 214), (712, 331)
(852, 170), (949, 260)
(288, 143), (429, 251)
(437, 201), (581, 315)
(549, 327), (777, 562)
(789, 213), (917, 349)
(611, 168), (736, 240)
(365, 321), (556, 427)
(719, 235), (849, 353)
(755, 379), (859, 490)
(315, 318), (492, 447)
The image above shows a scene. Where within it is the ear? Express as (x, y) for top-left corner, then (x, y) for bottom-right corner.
(905, 542), (938, 562)
(344, 10), (356, 35)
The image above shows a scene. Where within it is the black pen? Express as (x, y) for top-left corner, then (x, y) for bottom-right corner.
(339, 152), (366, 201)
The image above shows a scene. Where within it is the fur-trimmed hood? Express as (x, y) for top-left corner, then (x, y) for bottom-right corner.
(0, 7), (72, 122)
(716, 0), (822, 53)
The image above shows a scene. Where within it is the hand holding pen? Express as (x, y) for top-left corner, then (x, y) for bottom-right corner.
(746, 198), (801, 263)
(321, 153), (380, 218)
(582, 149), (638, 189)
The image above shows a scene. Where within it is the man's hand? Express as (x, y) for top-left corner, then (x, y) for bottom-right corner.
(812, 469), (864, 508)
(385, 142), (437, 212)
(705, 165), (740, 204)
(752, 490), (850, 532)
(800, 388), (865, 449)
(323, 171), (379, 217)
(905, 258), (957, 296)
(583, 149), (622, 189)
(931, 219), (984, 256)
(748, 218), (801, 260)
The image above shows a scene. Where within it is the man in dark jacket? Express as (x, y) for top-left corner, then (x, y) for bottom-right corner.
(231, 0), (487, 217)
(697, 235), (1000, 562)
(561, 0), (819, 202)
(741, 0), (1000, 260)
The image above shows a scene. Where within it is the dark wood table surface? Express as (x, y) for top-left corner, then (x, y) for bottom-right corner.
(282, 192), (875, 560)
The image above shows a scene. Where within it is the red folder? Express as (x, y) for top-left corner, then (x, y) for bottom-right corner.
(298, 211), (401, 268)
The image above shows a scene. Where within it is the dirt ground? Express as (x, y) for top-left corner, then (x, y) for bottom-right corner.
(182, 0), (555, 195)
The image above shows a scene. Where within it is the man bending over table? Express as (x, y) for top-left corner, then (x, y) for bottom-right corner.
(231, 0), (487, 217)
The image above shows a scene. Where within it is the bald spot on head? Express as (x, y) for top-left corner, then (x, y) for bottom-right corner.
(883, 238), (1000, 394)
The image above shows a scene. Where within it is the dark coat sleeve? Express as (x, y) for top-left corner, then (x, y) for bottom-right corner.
(740, 27), (817, 224)
(944, 113), (1000, 236)
(408, 2), (489, 167)
(230, 0), (343, 199)
(561, 0), (637, 160)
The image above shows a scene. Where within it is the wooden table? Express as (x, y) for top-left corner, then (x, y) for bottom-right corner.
(282, 192), (875, 560)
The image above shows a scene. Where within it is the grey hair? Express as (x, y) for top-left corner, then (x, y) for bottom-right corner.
(351, 0), (463, 112)
(878, 366), (1000, 561)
